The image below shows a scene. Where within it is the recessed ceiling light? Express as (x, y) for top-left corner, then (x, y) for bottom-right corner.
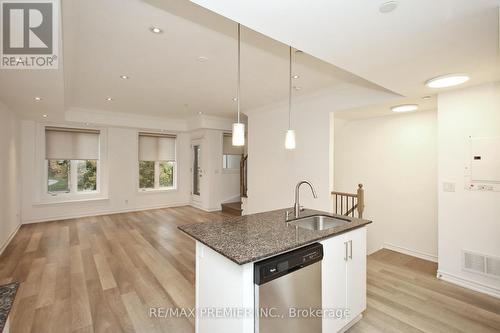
(34, 97), (42, 101)
(42, 114), (48, 118)
(150, 27), (163, 34)
(426, 74), (470, 88)
(120, 75), (130, 80)
(293, 86), (302, 91)
(379, 1), (398, 13)
(391, 104), (418, 113)
(232, 97), (238, 102)
(106, 97), (113, 101)
(422, 96), (432, 100)
(198, 111), (203, 115)
(292, 75), (300, 79)
(197, 56), (208, 62)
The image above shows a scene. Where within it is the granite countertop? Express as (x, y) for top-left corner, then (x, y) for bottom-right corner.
(178, 208), (372, 265)
(0, 282), (19, 333)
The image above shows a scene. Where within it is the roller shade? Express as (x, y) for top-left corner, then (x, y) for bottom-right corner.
(45, 127), (100, 160)
(223, 133), (244, 155)
(139, 132), (176, 161)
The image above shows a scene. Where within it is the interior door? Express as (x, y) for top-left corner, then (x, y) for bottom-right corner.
(192, 140), (202, 201)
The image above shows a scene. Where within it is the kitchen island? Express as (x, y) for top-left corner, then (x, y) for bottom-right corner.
(179, 208), (371, 333)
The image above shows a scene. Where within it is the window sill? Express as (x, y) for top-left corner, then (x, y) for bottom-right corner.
(137, 188), (177, 194)
(222, 168), (239, 175)
(34, 196), (109, 206)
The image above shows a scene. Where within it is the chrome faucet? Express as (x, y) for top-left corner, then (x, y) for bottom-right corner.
(293, 180), (318, 218)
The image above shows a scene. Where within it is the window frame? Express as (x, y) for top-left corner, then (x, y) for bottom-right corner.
(36, 123), (108, 204)
(137, 132), (178, 193)
(222, 133), (242, 174)
(45, 159), (101, 196)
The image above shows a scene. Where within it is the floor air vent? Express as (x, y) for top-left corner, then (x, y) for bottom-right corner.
(463, 250), (500, 279)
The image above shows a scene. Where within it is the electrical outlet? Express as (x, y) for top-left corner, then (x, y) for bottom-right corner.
(443, 182), (455, 192)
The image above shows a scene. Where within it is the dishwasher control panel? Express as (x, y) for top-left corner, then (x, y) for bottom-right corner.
(254, 243), (323, 285)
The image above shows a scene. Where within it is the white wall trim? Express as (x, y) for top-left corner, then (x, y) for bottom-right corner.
(0, 223), (21, 256)
(384, 243), (438, 263)
(189, 200), (221, 212)
(437, 270), (500, 299)
(22, 202), (191, 224)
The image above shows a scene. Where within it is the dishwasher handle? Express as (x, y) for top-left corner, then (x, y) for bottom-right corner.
(254, 243), (323, 285)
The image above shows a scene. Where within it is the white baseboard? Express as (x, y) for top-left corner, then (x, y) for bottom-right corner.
(0, 223), (21, 256)
(22, 202), (191, 224)
(437, 270), (500, 299)
(189, 201), (221, 212)
(340, 314), (362, 333)
(383, 243), (438, 263)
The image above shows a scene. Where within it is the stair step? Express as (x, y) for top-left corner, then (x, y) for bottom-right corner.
(221, 202), (242, 216)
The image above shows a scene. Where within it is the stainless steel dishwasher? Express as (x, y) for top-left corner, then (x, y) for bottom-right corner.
(254, 243), (323, 333)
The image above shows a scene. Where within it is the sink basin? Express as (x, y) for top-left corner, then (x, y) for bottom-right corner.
(288, 215), (349, 231)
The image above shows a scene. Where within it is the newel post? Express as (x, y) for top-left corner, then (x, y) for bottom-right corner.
(357, 184), (365, 219)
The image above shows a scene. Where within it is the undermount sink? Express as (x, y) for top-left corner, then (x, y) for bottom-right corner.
(288, 215), (350, 231)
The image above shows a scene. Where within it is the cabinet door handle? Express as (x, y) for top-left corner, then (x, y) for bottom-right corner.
(349, 240), (353, 259)
(344, 241), (348, 261)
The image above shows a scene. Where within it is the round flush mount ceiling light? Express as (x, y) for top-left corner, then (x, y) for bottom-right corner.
(391, 104), (418, 113)
(42, 114), (48, 118)
(425, 74), (470, 88)
(292, 75), (300, 79)
(120, 75), (130, 80)
(106, 97), (113, 101)
(34, 97), (42, 101)
(150, 27), (163, 34)
(379, 1), (398, 13)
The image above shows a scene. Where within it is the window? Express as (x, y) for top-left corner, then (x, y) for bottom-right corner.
(45, 127), (100, 195)
(222, 133), (243, 170)
(138, 133), (177, 191)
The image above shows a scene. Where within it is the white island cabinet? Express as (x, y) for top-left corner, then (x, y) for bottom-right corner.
(195, 226), (367, 333)
(322, 226), (366, 332)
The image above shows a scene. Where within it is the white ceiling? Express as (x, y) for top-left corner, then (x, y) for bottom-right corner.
(334, 96), (437, 120)
(0, 0), (395, 121)
(1, 0), (498, 122)
(190, 0), (500, 97)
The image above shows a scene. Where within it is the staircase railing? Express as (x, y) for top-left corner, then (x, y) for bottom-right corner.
(331, 184), (364, 218)
(240, 154), (248, 198)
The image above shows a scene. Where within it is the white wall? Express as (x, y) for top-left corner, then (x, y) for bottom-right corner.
(189, 129), (240, 211)
(334, 111), (438, 258)
(245, 98), (333, 214)
(437, 82), (500, 296)
(21, 121), (192, 223)
(0, 103), (21, 253)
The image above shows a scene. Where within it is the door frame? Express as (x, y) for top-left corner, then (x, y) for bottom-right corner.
(191, 139), (202, 204)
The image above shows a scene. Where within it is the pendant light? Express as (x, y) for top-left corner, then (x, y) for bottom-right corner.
(232, 23), (245, 146)
(285, 46), (296, 150)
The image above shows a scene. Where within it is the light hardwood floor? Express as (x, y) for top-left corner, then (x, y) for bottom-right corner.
(1, 206), (499, 333)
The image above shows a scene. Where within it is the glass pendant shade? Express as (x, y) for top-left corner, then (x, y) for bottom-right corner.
(232, 123), (245, 146)
(285, 129), (296, 150)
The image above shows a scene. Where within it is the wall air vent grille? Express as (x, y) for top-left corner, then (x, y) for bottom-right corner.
(463, 251), (485, 273)
(463, 250), (500, 280)
(486, 257), (500, 278)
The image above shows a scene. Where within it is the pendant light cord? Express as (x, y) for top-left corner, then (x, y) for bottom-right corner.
(288, 46), (292, 129)
(237, 23), (241, 124)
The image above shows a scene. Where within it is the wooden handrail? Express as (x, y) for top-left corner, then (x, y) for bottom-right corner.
(332, 184), (364, 218)
(240, 154), (248, 198)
